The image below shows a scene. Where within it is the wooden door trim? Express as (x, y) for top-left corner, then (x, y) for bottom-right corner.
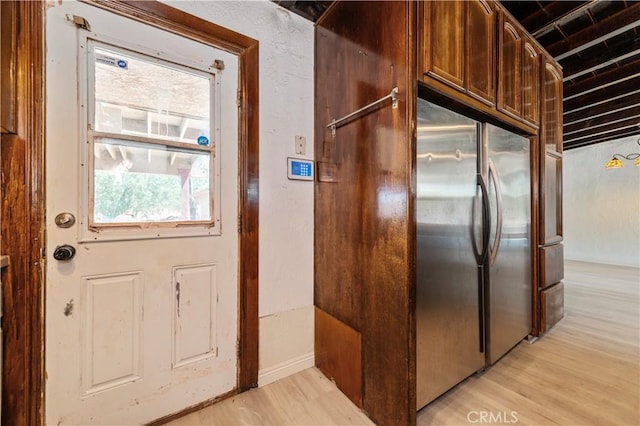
(1, 1), (45, 424)
(83, 0), (260, 392)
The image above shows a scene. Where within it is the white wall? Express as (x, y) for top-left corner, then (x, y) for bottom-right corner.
(164, 1), (315, 382)
(564, 136), (640, 267)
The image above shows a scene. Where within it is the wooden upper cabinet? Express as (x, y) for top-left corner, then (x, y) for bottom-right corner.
(1, 1), (18, 134)
(497, 13), (522, 119)
(542, 60), (563, 154)
(522, 41), (540, 126)
(420, 0), (496, 105)
(421, 0), (465, 88)
(466, 0), (496, 105)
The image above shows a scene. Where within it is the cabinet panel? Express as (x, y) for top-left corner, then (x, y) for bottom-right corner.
(522, 41), (540, 126)
(540, 282), (564, 333)
(542, 153), (563, 243)
(466, 0), (495, 105)
(543, 61), (563, 154)
(315, 307), (362, 408)
(540, 243), (564, 289)
(422, 0), (464, 88)
(497, 14), (522, 118)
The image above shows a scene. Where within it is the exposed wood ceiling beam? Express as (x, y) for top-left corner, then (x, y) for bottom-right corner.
(547, 3), (640, 58)
(564, 103), (639, 126)
(564, 127), (640, 150)
(528, 1), (597, 38)
(564, 95), (638, 125)
(562, 48), (640, 81)
(564, 114), (640, 139)
(564, 61), (640, 99)
(554, 19), (640, 61)
(564, 121), (640, 144)
(564, 75), (640, 112)
(564, 105), (640, 134)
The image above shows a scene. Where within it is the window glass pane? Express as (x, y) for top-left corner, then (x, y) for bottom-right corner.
(93, 47), (211, 146)
(93, 138), (211, 223)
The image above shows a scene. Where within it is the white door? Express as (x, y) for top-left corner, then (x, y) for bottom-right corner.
(45, 2), (239, 424)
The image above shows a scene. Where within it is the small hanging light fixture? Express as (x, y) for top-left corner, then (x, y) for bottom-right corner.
(605, 137), (640, 169)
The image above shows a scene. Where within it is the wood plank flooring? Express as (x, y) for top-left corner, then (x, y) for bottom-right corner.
(166, 261), (639, 425)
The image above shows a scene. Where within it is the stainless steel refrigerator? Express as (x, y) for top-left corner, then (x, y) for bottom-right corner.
(416, 98), (531, 409)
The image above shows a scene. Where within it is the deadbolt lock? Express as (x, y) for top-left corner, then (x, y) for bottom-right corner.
(55, 212), (76, 228)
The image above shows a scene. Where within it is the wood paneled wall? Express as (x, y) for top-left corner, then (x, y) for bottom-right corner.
(314, 2), (416, 425)
(0, 1), (45, 424)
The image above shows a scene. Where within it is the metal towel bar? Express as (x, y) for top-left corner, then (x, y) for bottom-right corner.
(326, 87), (398, 136)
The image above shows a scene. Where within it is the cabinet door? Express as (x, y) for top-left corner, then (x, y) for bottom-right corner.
(422, 0), (464, 88)
(541, 152), (563, 243)
(497, 13), (522, 118)
(522, 41), (540, 126)
(542, 61), (563, 154)
(466, 0), (495, 105)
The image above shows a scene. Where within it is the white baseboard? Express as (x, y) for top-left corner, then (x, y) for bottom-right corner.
(258, 352), (315, 387)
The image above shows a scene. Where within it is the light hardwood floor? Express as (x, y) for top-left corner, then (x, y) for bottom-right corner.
(166, 261), (639, 425)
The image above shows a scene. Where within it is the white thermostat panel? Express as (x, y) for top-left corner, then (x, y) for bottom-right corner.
(287, 157), (314, 181)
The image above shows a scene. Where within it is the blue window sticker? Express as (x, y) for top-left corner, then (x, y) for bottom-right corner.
(197, 136), (210, 146)
(95, 53), (128, 70)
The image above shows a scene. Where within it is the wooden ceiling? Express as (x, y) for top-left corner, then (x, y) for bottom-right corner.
(274, 0), (640, 150)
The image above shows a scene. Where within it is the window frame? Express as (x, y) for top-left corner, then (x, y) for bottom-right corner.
(78, 36), (223, 242)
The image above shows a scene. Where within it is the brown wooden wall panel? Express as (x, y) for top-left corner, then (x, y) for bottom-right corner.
(1, 2), (45, 424)
(540, 243), (564, 289)
(315, 2), (415, 425)
(315, 307), (362, 408)
(540, 281), (564, 333)
(1, 1), (18, 134)
(314, 19), (364, 330)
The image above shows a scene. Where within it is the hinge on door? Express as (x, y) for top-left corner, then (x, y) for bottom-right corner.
(237, 213), (242, 234)
(212, 59), (225, 70)
(66, 14), (91, 31)
(237, 89), (242, 107)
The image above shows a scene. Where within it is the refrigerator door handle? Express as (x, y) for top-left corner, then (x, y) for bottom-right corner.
(471, 176), (490, 264)
(488, 159), (503, 266)
(477, 175), (490, 264)
(477, 175), (489, 353)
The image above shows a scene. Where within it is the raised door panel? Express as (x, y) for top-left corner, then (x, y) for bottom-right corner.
(466, 0), (495, 105)
(542, 61), (563, 154)
(497, 14), (522, 118)
(540, 282), (564, 332)
(541, 153), (563, 244)
(422, 0), (465, 88)
(540, 243), (564, 289)
(522, 41), (540, 126)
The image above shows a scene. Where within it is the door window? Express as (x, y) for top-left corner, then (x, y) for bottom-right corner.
(87, 42), (218, 228)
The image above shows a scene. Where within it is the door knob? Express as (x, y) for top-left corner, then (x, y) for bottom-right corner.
(53, 244), (76, 261)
